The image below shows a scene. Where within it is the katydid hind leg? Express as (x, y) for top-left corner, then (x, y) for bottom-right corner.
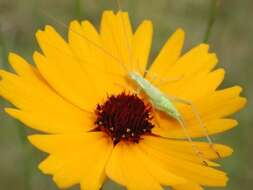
(177, 117), (209, 166)
(168, 95), (222, 159)
(152, 112), (209, 165)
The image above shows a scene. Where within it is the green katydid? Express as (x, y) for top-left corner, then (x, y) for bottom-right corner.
(128, 71), (221, 165)
(115, 0), (221, 163)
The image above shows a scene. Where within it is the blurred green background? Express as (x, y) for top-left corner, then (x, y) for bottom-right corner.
(0, 0), (252, 190)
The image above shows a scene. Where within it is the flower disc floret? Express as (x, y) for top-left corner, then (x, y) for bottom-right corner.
(95, 92), (154, 144)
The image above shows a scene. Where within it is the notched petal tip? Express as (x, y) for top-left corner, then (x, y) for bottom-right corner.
(102, 10), (115, 17)
(8, 52), (19, 62)
(231, 86), (247, 107)
(44, 25), (56, 32)
(35, 29), (44, 40)
(81, 20), (92, 27)
(33, 51), (41, 59)
(33, 51), (46, 65)
(37, 25), (54, 34)
(199, 43), (210, 51)
(8, 53), (34, 77)
(69, 19), (80, 27)
(234, 85), (247, 101)
(35, 25), (57, 42)
(141, 20), (153, 27)
(116, 10), (129, 15)
(68, 20), (81, 38)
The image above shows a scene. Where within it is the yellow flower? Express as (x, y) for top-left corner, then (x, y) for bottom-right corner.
(0, 11), (246, 190)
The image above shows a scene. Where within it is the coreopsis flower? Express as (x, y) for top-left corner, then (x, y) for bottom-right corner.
(0, 11), (246, 190)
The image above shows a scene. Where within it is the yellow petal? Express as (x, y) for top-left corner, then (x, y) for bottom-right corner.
(153, 117), (238, 139)
(157, 45), (218, 98)
(176, 118), (237, 138)
(68, 20), (126, 96)
(105, 140), (125, 186)
(68, 20), (102, 64)
(132, 20), (153, 75)
(8, 53), (37, 79)
(164, 68), (224, 101)
(106, 142), (163, 190)
(132, 144), (188, 186)
(148, 28), (185, 79)
(5, 108), (94, 134)
(29, 132), (113, 189)
(165, 44), (215, 77)
(183, 86), (246, 121)
(35, 26), (101, 110)
(184, 69), (225, 100)
(39, 155), (80, 188)
(173, 182), (203, 190)
(140, 137), (229, 186)
(152, 85), (245, 139)
(0, 56), (93, 133)
(100, 11), (133, 74)
(142, 136), (233, 161)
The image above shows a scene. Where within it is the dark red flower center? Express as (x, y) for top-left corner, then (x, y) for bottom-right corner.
(95, 92), (154, 145)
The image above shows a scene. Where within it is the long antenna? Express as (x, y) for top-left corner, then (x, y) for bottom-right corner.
(37, 34), (124, 79)
(116, 0), (134, 71)
(203, 0), (220, 43)
(40, 11), (126, 70)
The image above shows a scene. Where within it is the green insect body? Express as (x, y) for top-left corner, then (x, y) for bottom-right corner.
(129, 71), (212, 165)
(129, 71), (221, 164)
(128, 71), (181, 120)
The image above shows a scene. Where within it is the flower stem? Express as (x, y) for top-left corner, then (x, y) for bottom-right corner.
(0, 29), (9, 69)
(75, 0), (82, 19)
(203, 0), (220, 43)
(17, 125), (33, 190)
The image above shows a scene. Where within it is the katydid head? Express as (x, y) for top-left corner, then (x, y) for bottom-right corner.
(128, 71), (141, 81)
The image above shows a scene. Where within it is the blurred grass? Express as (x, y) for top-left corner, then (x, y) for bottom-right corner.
(0, 0), (252, 190)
